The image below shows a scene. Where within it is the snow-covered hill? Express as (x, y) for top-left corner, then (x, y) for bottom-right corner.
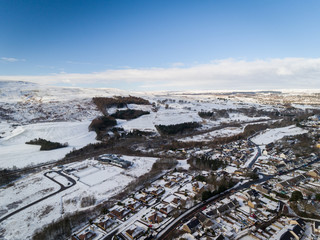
(1, 81), (319, 169)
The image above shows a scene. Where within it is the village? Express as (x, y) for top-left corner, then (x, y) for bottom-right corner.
(70, 115), (320, 240)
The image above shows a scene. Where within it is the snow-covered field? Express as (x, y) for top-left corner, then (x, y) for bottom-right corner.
(0, 121), (98, 169)
(179, 126), (244, 142)
(0, 156), (157, 240)
(0, 173), (59, 217)
(252, 125), (308, 145)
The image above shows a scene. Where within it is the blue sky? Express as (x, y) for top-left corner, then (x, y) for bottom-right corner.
(1, 0), (320, 90)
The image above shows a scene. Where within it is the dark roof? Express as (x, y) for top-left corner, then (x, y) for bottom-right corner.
(215, 234), (225, 240)
(296, 218), (305, 227)
(187, 218), (200, 230)
(280, 231), (295, 240)
(292, 225), (304, 237)
(231, 198), (239, 206)
(206, 209), (218, 217)
(227, 202), (235, 209)
(218, 204), (229, 213)
(196, 213), (208, 224)
(246, 189), (255, 196)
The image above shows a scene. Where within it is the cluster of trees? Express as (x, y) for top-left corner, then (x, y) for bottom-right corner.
(93, 96), (150, 114)
(198, 109), (229, 120)
(156, 122), (201, 135)
(195, 175), (207, 182)
(245, 171), (259, 180)
(198, 107), (283, 121)
(290, 190), (303, 201)
(25, 138), (68, 151)
(0, 169), (21, 185)
(188, 156), (226, 171)
(151, 158), (178, 171)
(202, 179), (236, 201)
(110, 109), (150, 120)
(65, 142), (110, 158)
(80, 195), (96, 208)
(88, 116), (117, 137)
(32, 209), (99, 240)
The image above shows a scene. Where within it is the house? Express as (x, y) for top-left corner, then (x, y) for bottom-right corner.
(252, 184), (269, 195)
(183, 217), (200, 233)
(125, 225), (146, 240)
(164, 181), (176, 188)
(158, 203), (174, 215)
(148, 211), (165, 224)
(206, 208), (218, 218)
(135, 193), (154, 204)
(150, 187), (165, 196)
(313, 221), (320, 234)
(97, 218), (115, 231)
(217, 204), (229, 215)
(279, 231), (296, 240)
(196, 212), (211, 227)
(72, 231), (96, 240)
(127, 201), (142, 212)
(276, 174), (308, 190)
(289, 224), (304, 239)
(289, 218), (305, 229)
(162, 194), (181, 208)
(307, 167), (320, 179)
(192, 181), (205, 192)
(109, 206), (130, 220)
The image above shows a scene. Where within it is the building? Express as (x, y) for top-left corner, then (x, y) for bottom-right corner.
(183, 217), (200, 233)
(98, 154), (132, 169)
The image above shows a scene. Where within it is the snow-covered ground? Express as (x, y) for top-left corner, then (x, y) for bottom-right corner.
(0, 156), (157, 240)
(118, 106), (203, 133)
(0, 121), (98, 169)
(251, 125), (308, 145)
(0, 173), (59, 217)
(179, 126), (244, 142)
(176, 159), (190, 170)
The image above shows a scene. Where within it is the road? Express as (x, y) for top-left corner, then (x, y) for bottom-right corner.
(247, 135), (262, 168)
(156, 129), (319, 240)
(0, 171), (76, 223)
(156, 137), (265, 240)
(156, 155), (320, 240)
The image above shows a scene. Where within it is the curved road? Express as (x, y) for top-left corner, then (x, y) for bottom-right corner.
(0, 171), (76, 223)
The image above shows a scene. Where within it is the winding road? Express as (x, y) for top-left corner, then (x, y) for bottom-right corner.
(0, 171), (76, 223)
(155, 133), (320, 240)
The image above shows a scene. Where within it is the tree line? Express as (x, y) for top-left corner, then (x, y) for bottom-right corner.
(156, 122), (201, 135)
(25, 138), (68, 151)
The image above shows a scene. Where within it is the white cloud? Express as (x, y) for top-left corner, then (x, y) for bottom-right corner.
(171, 62), (185, 67)
(0, 58), (319, 90)
(1, 57), (26, 62)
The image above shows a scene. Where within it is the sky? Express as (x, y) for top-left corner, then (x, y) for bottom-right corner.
(1, 0), (320, 91)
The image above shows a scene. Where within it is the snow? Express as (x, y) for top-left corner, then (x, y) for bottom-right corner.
(241, 148), (258, 168)
(0, 156), (158, 240)
(224, 166), (238, 174)
(119, 106), (202, 133)
(46, 172), (73, 187)
(251, 125), (308, 145)
(180, 126), (244, 142)
(176, 159), (190, 170)
(180, 233), (196, 240)
(0, 173), (59, 217)
(0, 121), (98, 169)
(78, 166), (123, 186)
